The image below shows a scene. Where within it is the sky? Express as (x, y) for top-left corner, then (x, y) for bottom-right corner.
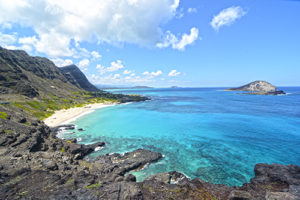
(0, 0), (299, 87)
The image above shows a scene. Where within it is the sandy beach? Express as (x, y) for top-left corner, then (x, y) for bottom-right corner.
(43, 103), (116, 127)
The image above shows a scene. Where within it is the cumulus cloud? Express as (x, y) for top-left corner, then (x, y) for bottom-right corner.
(0, 32), (17, 46)
(51, 58), (73, 67)
(168, 69), (181, 77)
(1, 22), (12, 30)
(78, 58), (90, 71)
(211, 6), (246, 31)
(91, 51), (101, 59)
(97, 60), (124, 75)
(187, 8), (197, 13)
(112, 74), (120, 79)
(0, 0), (180, 57)
(123, 69), (134, 75)
(157, 27), (199, 50)
(151, 70), (163, 76)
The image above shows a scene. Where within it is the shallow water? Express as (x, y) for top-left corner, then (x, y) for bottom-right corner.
(63, 87), (300, 186)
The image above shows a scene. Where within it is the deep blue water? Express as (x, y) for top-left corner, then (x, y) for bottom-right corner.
(63, 87), (300, 186)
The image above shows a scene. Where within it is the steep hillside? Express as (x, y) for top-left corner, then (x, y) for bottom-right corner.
(0, 46), (147, 121)
(60, 64), (99, 92)
(0, 46), (82, 99)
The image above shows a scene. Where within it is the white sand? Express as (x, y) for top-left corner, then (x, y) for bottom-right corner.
(43, 103), (116, 127)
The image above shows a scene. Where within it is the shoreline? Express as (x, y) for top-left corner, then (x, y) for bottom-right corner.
(43, 103), (116, 127)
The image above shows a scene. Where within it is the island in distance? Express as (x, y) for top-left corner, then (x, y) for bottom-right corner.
(226, 80), (286, 95)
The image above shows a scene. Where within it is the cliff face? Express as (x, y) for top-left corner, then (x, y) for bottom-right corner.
(60, 65), (99, 92)
(227, 81), (276, 92)
(0, 47), (99, 99)
(0, 47), (85, 99)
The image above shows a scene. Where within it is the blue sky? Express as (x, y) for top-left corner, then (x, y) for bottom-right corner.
(0, 0), (299, 87)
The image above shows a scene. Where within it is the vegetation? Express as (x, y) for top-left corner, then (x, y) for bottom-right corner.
(85, 182), (102, 189)
(7, 91), (147, 120)
(0, 111), (7, 119)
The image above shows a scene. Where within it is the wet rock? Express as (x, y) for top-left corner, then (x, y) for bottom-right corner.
(19, 118), (27, 123)
(93, 149), (162, 176)
(251, 163), (300, 185)
(145, 171), (187, 184)
(266, 192), (298, 200)
(229, 190), (253, 200)
(42, 159), (58, 170)
(125, 174), (136, 182)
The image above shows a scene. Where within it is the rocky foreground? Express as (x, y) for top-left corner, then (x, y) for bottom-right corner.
(0, 118), (299, 200)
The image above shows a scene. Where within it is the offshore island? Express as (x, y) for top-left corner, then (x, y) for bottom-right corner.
(0, 46), (300, 200)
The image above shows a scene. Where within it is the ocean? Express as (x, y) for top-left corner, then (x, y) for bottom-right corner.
(62, 87), (300, 186)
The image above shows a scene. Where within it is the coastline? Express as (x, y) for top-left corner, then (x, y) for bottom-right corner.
(43, 103), (116, 127)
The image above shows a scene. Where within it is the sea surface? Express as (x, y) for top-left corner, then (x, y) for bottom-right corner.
(62, 87), (300, 186)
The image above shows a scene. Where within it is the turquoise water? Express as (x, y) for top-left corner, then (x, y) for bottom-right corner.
(63, 87), (300, 186)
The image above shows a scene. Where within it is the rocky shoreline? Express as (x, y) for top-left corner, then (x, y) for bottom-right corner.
(1, 118), (300, 200)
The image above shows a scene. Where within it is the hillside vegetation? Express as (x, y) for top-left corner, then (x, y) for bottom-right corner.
(0, 46), (147, 122)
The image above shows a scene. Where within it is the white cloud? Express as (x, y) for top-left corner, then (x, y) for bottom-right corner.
(157, 27), (199, 50)
(176, 8), (184, 19)
(143, 71), (150, 76)
(211, 6), (246, 31)
(168, 69), (181, 77)
(143, 70), (162, 77)
(91, 51), (101, 59)
(123, 69), (134, 74)
(0, 32), (17, 46)
(112, 74), (120, 79)
(1, 22), (12, 29)
(151, 70), (162, 76)
(18, 36), (38, 45)
(51, 58), (73, 67)
(0, 0), (180, 57)
(78, 58), (89, 71)
(187, 8), (197, 13)
(97, 60), (124, 74)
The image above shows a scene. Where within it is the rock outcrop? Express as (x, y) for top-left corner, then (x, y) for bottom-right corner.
(1, 118), (299, 199)
(227, 80), (286, 95)
(60, 64), (99, 92)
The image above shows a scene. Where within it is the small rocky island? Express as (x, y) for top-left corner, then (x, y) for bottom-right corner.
(226, 80), (286, 95)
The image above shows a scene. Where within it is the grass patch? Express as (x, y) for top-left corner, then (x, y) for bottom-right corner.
(4, 129), (12, 134)
(85, 182), (102, 189)
(0, 111), (7, 119)
(18, 191), (28, 196)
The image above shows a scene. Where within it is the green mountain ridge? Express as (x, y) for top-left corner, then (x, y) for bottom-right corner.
(0, 46), (147, 121)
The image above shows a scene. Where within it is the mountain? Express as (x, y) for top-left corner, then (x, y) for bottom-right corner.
(0, 46), (84, 99)
(0, 46), (147, 121)
(60, 64), (99, 92)
(227, 80), (276, 92)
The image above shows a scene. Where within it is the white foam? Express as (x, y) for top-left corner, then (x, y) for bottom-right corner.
(95, 146), (104, 151)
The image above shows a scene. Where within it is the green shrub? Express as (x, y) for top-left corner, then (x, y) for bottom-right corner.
(0, 111), (7, 119)
(85, 182), (102, 189)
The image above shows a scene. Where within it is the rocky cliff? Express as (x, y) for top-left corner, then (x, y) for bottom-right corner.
(60, 64), (99, 92)
(0, 46), (83, 98)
